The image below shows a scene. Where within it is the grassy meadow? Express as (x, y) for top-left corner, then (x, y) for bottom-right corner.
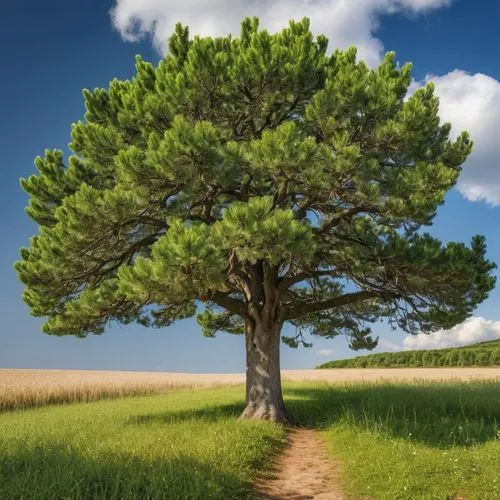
(0, 386), (285, 499)
(287, 380), (500, 499)
(0, 378), (498, 499)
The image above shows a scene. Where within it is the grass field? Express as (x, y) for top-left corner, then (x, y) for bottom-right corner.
(288, 380), (500, 499)
(0, 379), (498, 499)
(0, 386), (285, 499)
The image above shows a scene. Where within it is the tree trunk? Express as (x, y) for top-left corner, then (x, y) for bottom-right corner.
(239, 316), (288, 422)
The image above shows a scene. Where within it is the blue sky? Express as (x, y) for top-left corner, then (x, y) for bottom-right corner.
(1, 0), (499, 372)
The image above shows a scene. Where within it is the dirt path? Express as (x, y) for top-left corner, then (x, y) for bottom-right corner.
(255, 428), (344, 500)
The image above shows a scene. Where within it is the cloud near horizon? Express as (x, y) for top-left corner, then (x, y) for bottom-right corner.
(316, 348), (335, 356)
(379, 316), (500, 351)
(111, 0), (451, 67)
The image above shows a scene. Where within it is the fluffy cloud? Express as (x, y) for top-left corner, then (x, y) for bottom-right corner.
(381, 316), (500, 351)
(378, 339), (403, 352)
(422, 71), (500, 205)
(316, 348), (334, 356)
(110, 0), (450, 67)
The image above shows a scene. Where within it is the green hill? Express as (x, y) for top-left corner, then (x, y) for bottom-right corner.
(317, 339), (500, 368)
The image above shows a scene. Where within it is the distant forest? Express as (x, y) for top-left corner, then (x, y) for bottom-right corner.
(317, 339), (500, 368)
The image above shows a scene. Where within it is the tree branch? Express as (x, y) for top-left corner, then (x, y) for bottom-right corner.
(277, 269), (336, 292)
(210, 292), (248, 317)
(313, 205), (378, 235)
(283, 290), (379, 320)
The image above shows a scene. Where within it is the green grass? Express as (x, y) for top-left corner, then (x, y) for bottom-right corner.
(1, 381), (498, 499)
(317, 338), (500, 368)
(0, 386), (285, 499)
(286, 380), (500, 499)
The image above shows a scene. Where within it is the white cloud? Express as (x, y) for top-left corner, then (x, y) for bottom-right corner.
(110, 0), (450, 67)
(378, 339), (402, 352)
(381, 316), (500, 351)
(316, 348), (334, 356)
(416, 71), (500, 205)
(404, 317), (500, 349)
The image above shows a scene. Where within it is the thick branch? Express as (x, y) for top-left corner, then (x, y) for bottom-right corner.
(283, 290), (378, 320)
(263, 262), (279, 315)
(210, 292), (248, 317)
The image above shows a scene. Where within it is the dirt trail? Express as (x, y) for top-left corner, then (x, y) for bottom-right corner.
(255, 428), (345, 500)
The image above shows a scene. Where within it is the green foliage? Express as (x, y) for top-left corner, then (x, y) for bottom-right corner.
(318, 339), (500, 368)
(214, 196), (316, 266)
(197, 309), (245, 338)
(17, 17), (496, 349)
(119, 219), (227, 303)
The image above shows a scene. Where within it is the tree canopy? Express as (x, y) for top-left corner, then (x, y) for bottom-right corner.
(17, 17), (496, 354)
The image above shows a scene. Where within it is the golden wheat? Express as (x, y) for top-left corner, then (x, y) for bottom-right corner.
(0, 369), (228, 411)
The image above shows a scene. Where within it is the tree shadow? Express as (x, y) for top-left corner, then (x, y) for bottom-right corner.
(0, 443), (255, 500)
(121, 383), (500, 448)
(124, 403), (244, 425)
(283, 382), (500, 448)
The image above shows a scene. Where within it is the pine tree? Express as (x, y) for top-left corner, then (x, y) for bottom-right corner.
(16, 18), (496, 421)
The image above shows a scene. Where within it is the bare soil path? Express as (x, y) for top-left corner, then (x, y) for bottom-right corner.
(255, 428), (345, 500)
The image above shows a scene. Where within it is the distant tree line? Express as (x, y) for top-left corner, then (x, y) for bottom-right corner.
(318, 340), (500, 368)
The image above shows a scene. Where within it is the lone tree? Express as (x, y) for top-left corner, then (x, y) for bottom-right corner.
(17, 18), (496, 421)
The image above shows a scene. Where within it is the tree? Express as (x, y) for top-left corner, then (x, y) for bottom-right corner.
(447, 350), (459, 366)
(16, 18), (496, 422)
(489, 350), (500, 366)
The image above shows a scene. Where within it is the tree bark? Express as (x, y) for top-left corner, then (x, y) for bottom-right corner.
(239, 315), (289, 422)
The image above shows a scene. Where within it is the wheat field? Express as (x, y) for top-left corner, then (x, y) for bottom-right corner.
(1, 367), (498, 412)
(0, 369), (220, 411)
